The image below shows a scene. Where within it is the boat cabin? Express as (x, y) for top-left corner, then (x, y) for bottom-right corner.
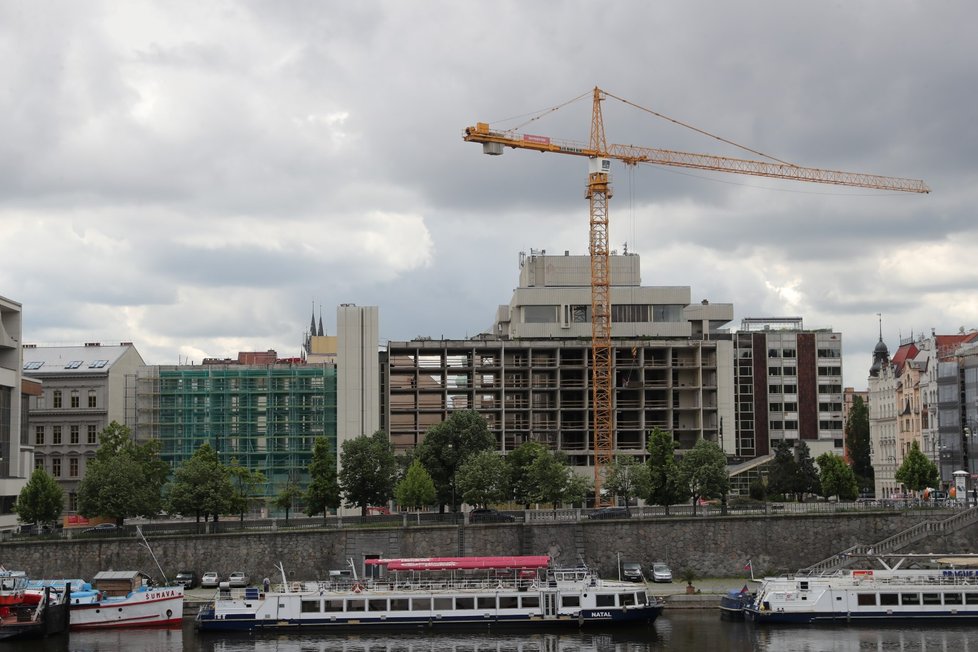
(92, 571), (150, 597)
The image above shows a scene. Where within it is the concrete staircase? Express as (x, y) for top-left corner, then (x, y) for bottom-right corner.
(800, 508), (978, 574)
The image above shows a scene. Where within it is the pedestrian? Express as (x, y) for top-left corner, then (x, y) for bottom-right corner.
(263, 577), (270, 593)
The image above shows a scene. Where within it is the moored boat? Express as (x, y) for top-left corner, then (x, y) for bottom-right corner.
(746, 560), (978, 624)
(718, 587), (752, 620)
(0, 584), (69, 641)
(31, 571), (183, 629)
(195, 555), (663, 632)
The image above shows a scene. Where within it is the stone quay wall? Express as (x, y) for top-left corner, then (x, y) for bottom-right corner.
(1, 512), (970, 582)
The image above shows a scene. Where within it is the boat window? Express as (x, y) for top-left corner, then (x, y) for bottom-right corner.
(922, 593), (941, 605)
(498, 595), (518, 609)
(433, 598), (452, 611)
(300, 600), (321, 613)
(561, 596), (580, 608)
(390, 598), (409, 611)
(455, 597), (475, 610)
(521, 595), (539, 609)
(900, 594), (920, 605)
(477, 597), (496, 610)
(620, 592), (636, 606)
(411, 598), (431, 611)
(943, 593), (963, 605)
(636, 592), (647, 605)
(346, 599), (365, 612)
(879, 593), (899, 606)
(367, 599), (387, 612)
(857, 594), (877, 606)
(324, 600), (343, 612)
(596, 594), (616, 607)
(966, 593), (978, 605)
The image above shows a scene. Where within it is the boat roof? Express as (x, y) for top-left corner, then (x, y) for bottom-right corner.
(365, 556), (550, 571)
(92, 571), (149, 581)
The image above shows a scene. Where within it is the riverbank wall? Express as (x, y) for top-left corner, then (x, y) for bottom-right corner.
(2, 511), (973, 581)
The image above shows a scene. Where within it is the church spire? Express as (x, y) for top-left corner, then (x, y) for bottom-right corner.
(870, 313), (890, 377)
(309, 302), (317, 336)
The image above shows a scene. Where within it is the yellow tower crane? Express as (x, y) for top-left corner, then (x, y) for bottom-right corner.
(463, 86), (929, 505)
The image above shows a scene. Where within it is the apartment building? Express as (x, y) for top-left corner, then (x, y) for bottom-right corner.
(23, 342), (145, 511)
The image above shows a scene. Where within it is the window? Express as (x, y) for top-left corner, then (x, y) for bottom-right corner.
(324, 600), (343, 612)
(561, 595), (580, 608)
(769, 385), (782, 394)
(24, 361), (44, 370)
(52, 458), (62, 477)
(346, 599), (364, 612)
(455, 597), (474, 610)
(87, 425), (97, 444)
(88, 391), (97, 408)
(965, 593), (978, 605)
(818, 366), (842, 376)
(900, 593), (920, 605)
(782, 384), (797, 394)
(783, 402), (797, 412)
(768, 367), (781, 376)
(652, 305), (683, 322)
(71, 391), (80, 408)
(89, 360), (108, 369)
(857, 594), (877, 606)
(53, 391), (62, 409)
(769, 402), (782, 413)
(65, 360), (83, 369)
(784, 420), (798, 430)
(524, 306), (557, 323)
(35, 459), (44, 471)
(498, 595), (518, 609)
(944, 593), (963, 605)
(477, 597), (496, 609)
(782, 348), (796, 358)
(367, 599), (387, 612)
(768, 349), (780, 358)
(300, 600), (321, 613)
(770, 420), (783, 430)
(922, 593), (941, 605)
(69, 458), (79, 477)
(53, 426), (62, 445)
(880, 593), (898, 606)
(70, 426), (80, 445)
(390, 598), (409, 611)
(596, 594), (616, 607)
(520, 595), (539, 609)
(411, 598), (431, 611)
(782, 366), (797, 376)
(612, 304), (651, 323)
(68, 493), (77, 511)
(571, 305), (589, 323)
(35, 426), (44, 445)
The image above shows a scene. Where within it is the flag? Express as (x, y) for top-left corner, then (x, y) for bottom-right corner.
(744, 559), (752, 571)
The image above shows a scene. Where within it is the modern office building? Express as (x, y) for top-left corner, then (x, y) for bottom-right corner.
(935, 338), (978, 494)
(731, 318), (846, 461)
(22, 342), (145, 511)
(383, 251), (736, 469)
(0, 294), (31, 530)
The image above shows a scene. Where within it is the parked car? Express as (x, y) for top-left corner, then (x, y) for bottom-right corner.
(650, 562), (673, 583)
(228, 571), (249, 588)
(175, 570), (197, 589)
(469, 508), (516, 523)
(587, 507), (630, 520)
(83, 523), (119, 534)
(201, 571), (220, 588)
(620, 561), (644, 582)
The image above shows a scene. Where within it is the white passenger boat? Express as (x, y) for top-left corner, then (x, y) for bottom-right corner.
(31, 571), (183, 629)
(746, 558), (978, 624)
(195, 555), (663, 632)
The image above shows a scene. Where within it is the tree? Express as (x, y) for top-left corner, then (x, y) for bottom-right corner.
(817, 452), (859, 500)
(305, 437), (341, 522)
(338, 430), (398, 516)
(564, 471), (593, 508)
(679, 439), (729, 515)
(457, 450), (508, 507)
(766, 439), (800, 499)
(77, 421), (170, 525)
(227, 458), (267, 524)
(273, 480), (304, 522)
(603, 456), (648, 507)
(845, 395), (874, 490)
(395, 459), (437, 510)
(15, 468), (64, 526)
(895, 440), (940, 493)
(795, 441), (822, 501)
(417, 410), (495, 512)
(164, 443), (233, 522)
(506, 441), (549, 508)
(645, 428), (688, 515)
(528, 450), (573, 509)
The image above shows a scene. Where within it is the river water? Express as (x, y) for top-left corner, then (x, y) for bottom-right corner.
(13, 612), (978, 652)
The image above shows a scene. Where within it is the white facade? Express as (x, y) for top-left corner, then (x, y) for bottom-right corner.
(0, 295), (28, 531)
(337, 304), (380, 451)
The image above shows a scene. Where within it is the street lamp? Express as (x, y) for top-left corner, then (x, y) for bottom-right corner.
(963, 420), (978, 506)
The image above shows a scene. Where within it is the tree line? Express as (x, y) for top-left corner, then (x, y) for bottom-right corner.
(16, 401), (912, 528)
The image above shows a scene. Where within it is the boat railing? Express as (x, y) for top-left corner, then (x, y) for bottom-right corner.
(233, 572), (603, 598)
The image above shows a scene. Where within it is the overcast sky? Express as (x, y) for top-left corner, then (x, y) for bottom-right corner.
(2, 2), (973, 390)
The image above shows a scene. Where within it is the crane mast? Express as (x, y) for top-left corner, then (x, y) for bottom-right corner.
(464, 87), (928, 506)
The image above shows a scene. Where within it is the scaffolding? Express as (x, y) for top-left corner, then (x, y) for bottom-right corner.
(133, 364), (337, 499)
